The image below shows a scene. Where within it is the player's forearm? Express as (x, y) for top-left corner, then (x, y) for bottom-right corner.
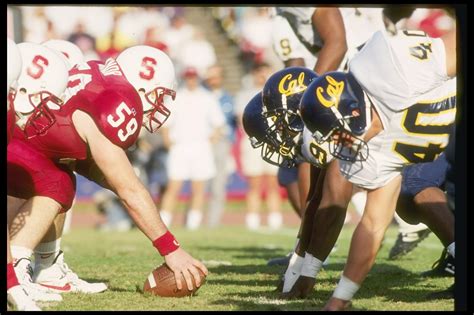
(118, 184), (168, 241)
(297, 186), (323, 256)
(313, 41), (347, 74)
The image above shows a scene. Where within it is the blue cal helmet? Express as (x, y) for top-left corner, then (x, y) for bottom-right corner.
(261, 67), (318, 162)
(242, 92), (297, 168)
(299, 71), (370, 162)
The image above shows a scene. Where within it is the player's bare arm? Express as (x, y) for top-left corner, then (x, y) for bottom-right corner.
(324, 175), (402, 311)
(312, 8), (347, 74)
(72, 110), (208, 290)
(441, 27), (456, 77)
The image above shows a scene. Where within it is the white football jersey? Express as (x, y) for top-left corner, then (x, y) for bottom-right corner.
(271, 14), (317, 67)
(299, 126), (335, 168)
(340, 30), (456, 189)
(275, 7), (386, 72)
(276, 7), (321, 55)
(339, 8), (385, 66)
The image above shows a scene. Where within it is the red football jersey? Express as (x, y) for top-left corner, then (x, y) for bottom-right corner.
(7, 101), (16, 144)
(15, 58), (143, 162)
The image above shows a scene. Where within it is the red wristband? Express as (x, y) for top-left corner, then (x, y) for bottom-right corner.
(152, 231), (180, 256)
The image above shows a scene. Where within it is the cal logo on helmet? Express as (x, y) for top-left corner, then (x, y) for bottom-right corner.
(278, 72), (307, 97)
(316, 75), (345, 108)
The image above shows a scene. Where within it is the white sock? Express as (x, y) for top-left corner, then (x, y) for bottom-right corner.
(267, 212), (283, 230)
(34, 238), (62, 267)
(394, 213), (428, 234)
(245, 212), (260, 230)
(186, 209), (203, 230)
(447, 242), (455, 258)
(11, 246), (33, 261)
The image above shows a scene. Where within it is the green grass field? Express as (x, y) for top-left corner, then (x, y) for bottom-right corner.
(38, 206), (454, 311)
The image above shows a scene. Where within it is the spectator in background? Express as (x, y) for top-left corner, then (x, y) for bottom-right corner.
(162, 14), (195, 63)
(204, 65), (237, 228)
(142, 129), (170, 209)
(22, 7), (54, 43)
(159, 67), (226, 230)
(143, 26), (169, 54)
(405, 8), (455, 38)
(239, 8), (274, 72)
(177, 27), (217, 78)
(68, 21), (100, 61)
(235, 62), (283, 230)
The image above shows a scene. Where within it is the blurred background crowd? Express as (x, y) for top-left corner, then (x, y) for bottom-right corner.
(7, 6), (455, 232)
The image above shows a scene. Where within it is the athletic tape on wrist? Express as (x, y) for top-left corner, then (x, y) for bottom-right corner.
(300, 252), (323, 278)
(288, 252), (304, 270)
(332, 275), (360, 301)
(282, 253), (305, 293)
(152, 231), (180, 256)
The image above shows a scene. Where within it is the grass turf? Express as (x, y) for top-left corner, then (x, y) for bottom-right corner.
(39, 222), (453, 311)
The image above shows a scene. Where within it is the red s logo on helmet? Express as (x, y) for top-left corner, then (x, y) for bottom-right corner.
(139, 57), (157, 80)
(27, 55), (49, 79)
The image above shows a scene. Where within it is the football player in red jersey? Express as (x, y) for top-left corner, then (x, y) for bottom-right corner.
(7, 37), (42, 311)
(7, 44), (208, 298)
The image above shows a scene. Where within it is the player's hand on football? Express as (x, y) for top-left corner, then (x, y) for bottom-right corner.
(164, 248), (208, 291)
(280, 276), (316, 300)
(322, 297), (352, 311)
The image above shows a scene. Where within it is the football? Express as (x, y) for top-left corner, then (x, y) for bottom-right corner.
(143, 263), (206, 297)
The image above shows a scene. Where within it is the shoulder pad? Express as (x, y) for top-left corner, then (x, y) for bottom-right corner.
(88, 89), (143, 149)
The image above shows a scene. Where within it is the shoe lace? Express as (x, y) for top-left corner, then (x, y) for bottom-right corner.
(14, 258), (34, 283)
(59, 262), (80, 282)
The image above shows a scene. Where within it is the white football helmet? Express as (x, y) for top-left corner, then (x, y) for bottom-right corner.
(7, 38), (22, 96)
(15, 42), (69, 138)
(116, 45), (176, 132)
(42, 39), (85, 70)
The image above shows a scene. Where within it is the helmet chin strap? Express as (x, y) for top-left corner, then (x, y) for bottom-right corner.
(15, 111), (28, 129)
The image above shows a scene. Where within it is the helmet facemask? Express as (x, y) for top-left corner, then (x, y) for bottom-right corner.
(260, 140), (298, 168)
(142, 86), (176, 132)
(259, 110), (301, 168)
(16, 90), (63, 139)
(313, 106), (369, 162)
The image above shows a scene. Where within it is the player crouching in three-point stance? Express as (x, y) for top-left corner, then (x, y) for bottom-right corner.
(299, 27), (456, 310)
(7, 44), (208, 303)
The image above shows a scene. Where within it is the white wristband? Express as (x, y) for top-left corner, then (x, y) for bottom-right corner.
(332, 275), (360, 301)
(300, 252), (323, 278)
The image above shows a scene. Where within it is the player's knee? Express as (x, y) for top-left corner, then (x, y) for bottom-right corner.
(413, 187), (446, 205)
(52, 172), (77, 211)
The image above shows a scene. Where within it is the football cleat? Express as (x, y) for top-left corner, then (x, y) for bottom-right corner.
(267, 252), (292, 267)
(13, 257), (63, 302)
(33, 250), (108, 294)
(421, 248), (455, 277)
(7, 285), (41, 311)
(388, 229), (431, 260)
